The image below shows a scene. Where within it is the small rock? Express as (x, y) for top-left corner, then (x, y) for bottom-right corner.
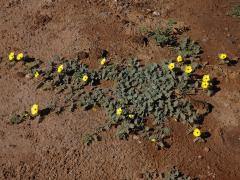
(204, 147), (210, 152)
(224, 27), (229, 31)
(202, 36), (209, 42)
(133, 135), (139, 140)
(146, 9), (152, 13)
(153, 11), (160, 16)
(227, 33), (231, 37)
(25, 73), (33, 79)
(198, 155), (203, 159)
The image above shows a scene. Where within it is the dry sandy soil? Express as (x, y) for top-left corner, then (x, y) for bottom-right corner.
(0, 0), (240, 179)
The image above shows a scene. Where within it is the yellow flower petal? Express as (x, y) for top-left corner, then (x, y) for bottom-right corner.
(202, 75), (210, 82)
(177, 55), (183, 62)
(34, 71), (39, 78)
(16, 53), (24, 61)
(201, 81), (209, 89)
(82, 75), (89, 82)
(116, 108), (123, 116)
(8, 52), (15, 61)
(168, 63), (175, 71)
(193, 128), (201, 137)
(184, 65), (192, 74)
(218, 53), (227, 60)
(100, 57), (107, 65)
(57, 64), (64, 73)
(31, 104), (39, 116)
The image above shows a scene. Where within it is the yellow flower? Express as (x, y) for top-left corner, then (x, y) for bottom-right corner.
(116, 108), (123, 116)
(218, 53), (227, 60)
(176, 55), (183, 62)
(202, 75), (210, 82)
(57, 64), (64, 73)
(31, 104), (39, 116)
(184, 65), (193, 74)
(100, 57), (107, 65)
(151, 138), (157, 142)
(168, 63), (175, 71)
(82, 74), (89, 82)
(16, 53), (24, 61)
(34, 71), (39, 78)
(8, 52), (15, 61)
(193, 128), (201, 137)
(128, 114), (135, 119)
(201, 81), (209, 89)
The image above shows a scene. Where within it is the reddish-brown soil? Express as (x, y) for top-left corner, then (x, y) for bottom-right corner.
(0, 0), (240, 179)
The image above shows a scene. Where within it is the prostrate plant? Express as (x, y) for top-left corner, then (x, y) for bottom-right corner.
(25, 54), (209, 148)
(10, 113), (29, 124)
(145, 25), (177, 47)
(227, 6), (240, 17)
(142, 167), (193, 180)
(161, 167), (192, 180)
(176, 38), (202, 59)
(8, 21), (213, 148)
(8, 43), (211, 147)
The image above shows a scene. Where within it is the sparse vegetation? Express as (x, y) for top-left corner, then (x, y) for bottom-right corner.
(227, 6), (240, 17)
(10, 113), (28, 124)
(144, 25), (177, 47)
(6, 21), (217, 149)
(142, 167), (193, 180)
(176, 38), (202, 59)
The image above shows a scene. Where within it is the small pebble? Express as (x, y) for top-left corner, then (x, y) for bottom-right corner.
(153, 11), (160, 16)
(204, 147), (210, 152)
(25, 73), (33, 79)
(133, 135), (139, 140)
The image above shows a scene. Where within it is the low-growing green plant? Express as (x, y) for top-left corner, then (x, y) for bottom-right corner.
(176, 38), (202, 59)
(11, 20), (213, 149)
(227, 6), (240, 17)
(161, 167), (192, 180)
(142, 169), (160, 180)
(145, 26), (177, 47)
(26, 55), (210, 147)
(142, 167), (194, 180)
(83, 133), (101, 145)
(9, 113), (28, 124)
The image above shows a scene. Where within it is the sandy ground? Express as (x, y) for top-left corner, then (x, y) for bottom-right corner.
(0, 0), (240, 179)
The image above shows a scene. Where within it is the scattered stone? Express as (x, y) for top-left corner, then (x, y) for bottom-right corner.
(198, 155), (203, 159)
(133, 135), (139, 140)
(204, 147), (210, 152)
(202, 36), (209, 42)
(25, 73), (33, 79)
(153, 11), (160, 16)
